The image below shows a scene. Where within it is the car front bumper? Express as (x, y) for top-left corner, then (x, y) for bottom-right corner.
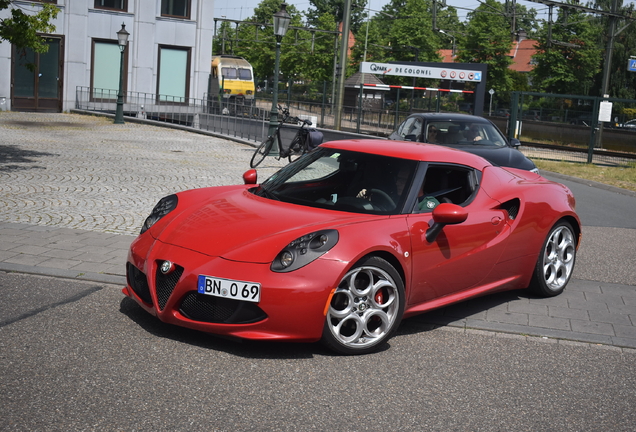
(123, 234), (345, 343)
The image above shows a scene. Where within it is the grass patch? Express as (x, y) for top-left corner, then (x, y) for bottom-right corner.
(533, 159), (636, 192)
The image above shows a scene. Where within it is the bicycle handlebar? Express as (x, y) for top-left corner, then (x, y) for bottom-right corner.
(277, 105), (311, 126)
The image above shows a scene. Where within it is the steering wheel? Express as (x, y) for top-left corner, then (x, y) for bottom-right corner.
(369, 189), (396, 211)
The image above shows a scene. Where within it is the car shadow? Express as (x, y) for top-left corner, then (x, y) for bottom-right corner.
(0, 144), (58, 171)
(119, 297), (330, 359)
(397, 288), (534, 337)
(120, 288), (538, 358)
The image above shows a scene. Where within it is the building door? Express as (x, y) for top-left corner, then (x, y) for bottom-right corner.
(11, 37), (64, 112)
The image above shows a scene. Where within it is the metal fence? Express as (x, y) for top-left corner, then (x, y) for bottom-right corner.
(76, 87), (271, 143)
(76, 86), (636, 168)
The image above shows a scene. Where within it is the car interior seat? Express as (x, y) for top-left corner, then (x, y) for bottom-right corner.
(445, 125), (463, 144)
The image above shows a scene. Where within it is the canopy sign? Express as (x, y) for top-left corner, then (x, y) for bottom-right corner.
(360, 62), (483, 83)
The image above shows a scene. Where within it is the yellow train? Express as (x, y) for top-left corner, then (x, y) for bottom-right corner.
(210, 55), (255, 105)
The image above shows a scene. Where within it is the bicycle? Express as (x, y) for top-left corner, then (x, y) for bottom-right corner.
(250, 105), (321, 168)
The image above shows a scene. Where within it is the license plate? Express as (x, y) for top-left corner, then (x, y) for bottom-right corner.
(197, 275), (261, 303)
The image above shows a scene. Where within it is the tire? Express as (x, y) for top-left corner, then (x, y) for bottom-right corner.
(529, 221), (577, 297)
(322, 256), (405, 355)
(287, 134), (305, 163)
(250, 136), (274, 168)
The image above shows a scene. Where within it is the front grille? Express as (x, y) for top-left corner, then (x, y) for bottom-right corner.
(155, 262), (184, 310)
(179, 292), (267, 324)
(127, 263), (152, 305)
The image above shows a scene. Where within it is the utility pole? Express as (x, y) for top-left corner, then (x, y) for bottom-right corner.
(334, 0), (352, 130)
(595, 0), (619, 148)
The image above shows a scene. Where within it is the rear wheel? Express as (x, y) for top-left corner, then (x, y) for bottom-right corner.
(322, 256), (405, 355)
(287, 134), (306, 163)
(250, 136), (274, 168)
(529, 221), (577, 297)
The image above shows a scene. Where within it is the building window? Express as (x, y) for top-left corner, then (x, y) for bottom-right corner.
(94, 0), (127, 11)
(161, 0), (190, 19)
(91, 39), (126, 100)
(157, 46), (190, 103)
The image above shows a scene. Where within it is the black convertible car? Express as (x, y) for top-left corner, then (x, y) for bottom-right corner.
(389, 113), (538, 173)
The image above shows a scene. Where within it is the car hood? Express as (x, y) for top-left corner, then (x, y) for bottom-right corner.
(448, 145), (536, 171)
(151, 186), (375, 263)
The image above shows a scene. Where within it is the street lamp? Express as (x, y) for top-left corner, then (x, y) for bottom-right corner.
(268, 3), (291, 140)
(114, 23), (129, 125)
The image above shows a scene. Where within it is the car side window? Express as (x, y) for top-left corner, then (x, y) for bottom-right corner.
(412, 165), (478, 213)
(396, 117), (421, 141)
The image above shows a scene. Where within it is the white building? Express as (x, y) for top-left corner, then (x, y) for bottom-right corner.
(0, 0), (214, 112)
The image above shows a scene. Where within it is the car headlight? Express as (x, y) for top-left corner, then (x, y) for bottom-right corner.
(271, 229), (339, 273)
(140, 194), (178, 234)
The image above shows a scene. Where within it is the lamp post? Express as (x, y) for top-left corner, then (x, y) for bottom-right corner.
(114, 23), (129, 125)
(268, 3), (291, 141)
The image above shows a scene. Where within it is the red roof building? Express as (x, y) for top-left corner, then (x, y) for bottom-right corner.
(438, 39), (538, 73)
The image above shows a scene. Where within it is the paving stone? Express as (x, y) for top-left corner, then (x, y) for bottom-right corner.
(548, 305), (589, 320)
(507, 302), (548, 315)
(613, 325), (636, 339)
(570, 319), (615, 336)
(528, 315), (571, 331)
(4, 254), (50, 266)
(584, 291), (628, 307)
(588, 310), (633, 326)
(8, 245), (53, 256)
(37, 258), (84, 270)
(485, 310), (529, 325)
(567, 298), (610, 312)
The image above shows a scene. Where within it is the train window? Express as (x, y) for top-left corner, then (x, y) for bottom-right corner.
(238, 68), (252, 80)
(221, 67), (237, 79)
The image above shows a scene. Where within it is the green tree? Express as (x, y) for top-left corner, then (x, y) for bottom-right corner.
(455, 0), (514, 101)
(351, 0), (460, 85)
(594, 0), (636, 100)
(0, 0), (59, 52)
(229, 0), (304, 84)
(530, 3), (603, 95)
(305, 0), (368, 33)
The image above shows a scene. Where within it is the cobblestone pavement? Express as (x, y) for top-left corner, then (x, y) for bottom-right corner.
(1, 111), (635, 351)
(0, 112), (285, 235)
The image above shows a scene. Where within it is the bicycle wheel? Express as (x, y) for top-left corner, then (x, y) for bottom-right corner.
(250, 135), (275, 168)
(287, 134), (306, 164)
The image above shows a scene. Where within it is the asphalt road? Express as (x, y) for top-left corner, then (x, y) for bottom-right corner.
(1, 272), (634, 431)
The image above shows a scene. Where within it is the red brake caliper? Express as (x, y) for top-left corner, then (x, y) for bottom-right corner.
(375, 289), (384, 305)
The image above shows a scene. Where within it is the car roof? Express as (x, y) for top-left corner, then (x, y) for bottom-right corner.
(405, 113), (492, 123)
(320, 139), (493, 169)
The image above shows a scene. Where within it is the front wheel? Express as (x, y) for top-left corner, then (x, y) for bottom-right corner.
(322, 256), (405, 355)
(529, 221), (577, 297)
(250, 136), (275, 168)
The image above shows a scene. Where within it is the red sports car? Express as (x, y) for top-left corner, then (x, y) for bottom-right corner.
(124, 139), (580, 354)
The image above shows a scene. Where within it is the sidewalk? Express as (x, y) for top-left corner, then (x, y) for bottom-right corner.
(1, 111), (635, 351)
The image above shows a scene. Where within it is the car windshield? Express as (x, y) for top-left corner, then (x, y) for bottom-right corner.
(254, 148), (418, 215)
(425, 121), (507, 147)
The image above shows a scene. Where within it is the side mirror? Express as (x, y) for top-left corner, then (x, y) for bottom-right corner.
(510, 138), (521, 147)
(425, 203), (468, 243)
(243, 169), (258, 185)
(404, 134), (417, 142)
